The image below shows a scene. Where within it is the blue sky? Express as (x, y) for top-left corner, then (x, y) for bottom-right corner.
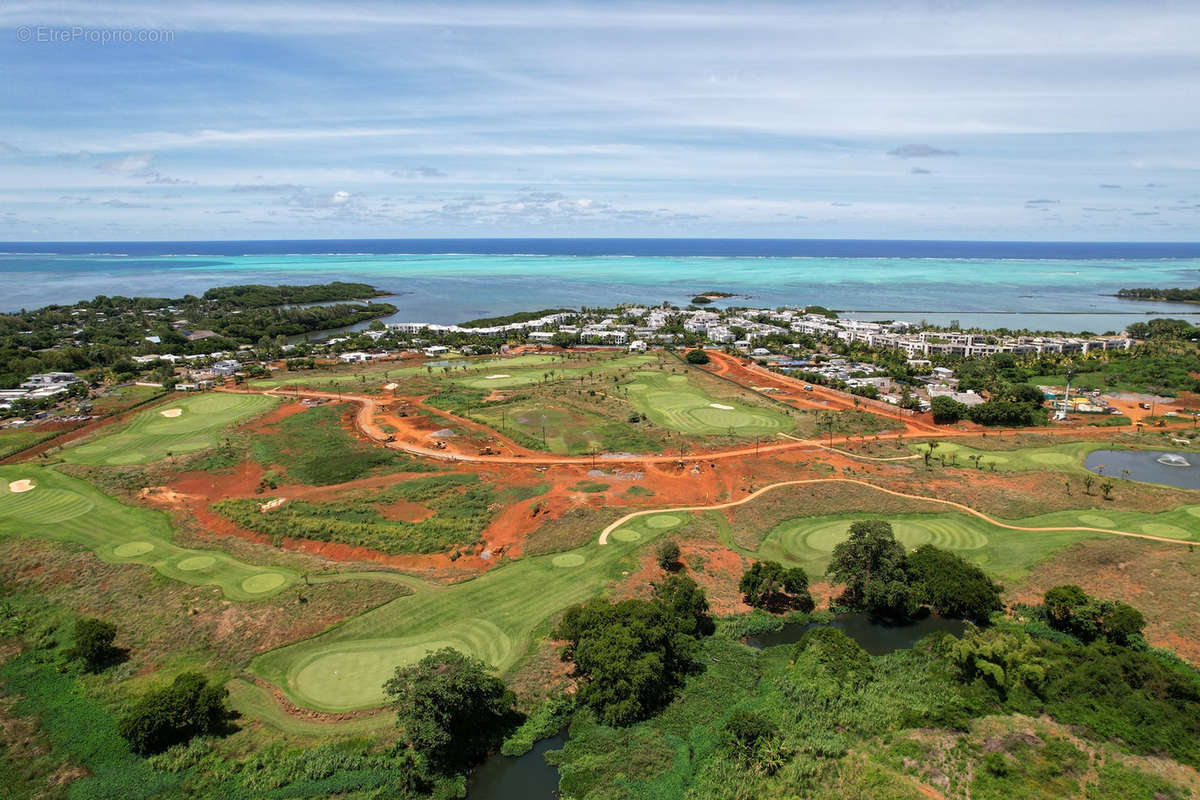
(1, 1), (1198, 241)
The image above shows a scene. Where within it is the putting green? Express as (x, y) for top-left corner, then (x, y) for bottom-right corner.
(63, 392), (277, 465)
(242, 573), (288, 594)
(1186, 506), (1200, 518)
(1030, 452), (1076, 465)
(113, 541), (154, 557)
(552, 553), (586, 567)
(782, 518), (987, 558)
(287, 619), (515, 712)
(645, 514), (683, 529)
(1078, 513), (1114, 528)
(177, 555), (217, 571)
(1140, 522), (1191, 537)
(624, 370), (793, 437)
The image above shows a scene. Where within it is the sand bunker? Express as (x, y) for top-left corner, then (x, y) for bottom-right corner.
(160, 408), (183, 418)
(709, 403), (735, 410)
(7, 479), (35, 493)
(383, 383), (398, 390)
(485, 374), (511, 380)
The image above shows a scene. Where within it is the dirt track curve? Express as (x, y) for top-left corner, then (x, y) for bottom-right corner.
(597, 477), (1198, 547)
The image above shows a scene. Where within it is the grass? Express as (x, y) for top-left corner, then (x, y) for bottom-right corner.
(214, 474), (540, 555)
(250, 402), (435, 484)
(249, 510), (681, 713)
(0, 464), (305, 601)
(624, 370), (796, 437)
(0, 644), (179, 800)
(0, 427), (59, 459)
(614, 482), (1200, 582)
(247, 352), (584, 390)
(62, 393), (277, 466)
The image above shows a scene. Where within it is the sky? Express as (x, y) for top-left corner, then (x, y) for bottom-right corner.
(1, 1), (1199, 241)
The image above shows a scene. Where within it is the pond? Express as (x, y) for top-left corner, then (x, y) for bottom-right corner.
(1084, 449), (1200, 491)
(745, 612), (967, 654)
(468, 733), (565, 800)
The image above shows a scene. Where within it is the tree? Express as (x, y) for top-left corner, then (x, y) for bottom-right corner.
(1039, 586), (1145, 645)
(118, 672), (230, 755)
(906, 545), (1003, 621)
(383, 648), (519, 771)
(656, 540), (682, 571)
(554, 576), (713, 725)
(66, 617), (118, 672)
(684, 349), (711, 365)
(738, 561), (814, 613)
(827, 520), (915, 617)
(930, 395), (967, 425)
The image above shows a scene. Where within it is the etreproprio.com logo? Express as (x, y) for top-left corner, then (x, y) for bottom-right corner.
(15, 25), (175, 44)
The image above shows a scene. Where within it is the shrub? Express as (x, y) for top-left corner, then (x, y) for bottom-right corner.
(656, 540), (682, 570)
(738, 561), (813, 612)
(65, 618), (118, 672)
(118, 672), (230, 755)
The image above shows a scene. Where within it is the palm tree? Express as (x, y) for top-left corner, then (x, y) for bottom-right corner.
(1100, 480), (1114, 500)
(1082, 474), (1096, 495)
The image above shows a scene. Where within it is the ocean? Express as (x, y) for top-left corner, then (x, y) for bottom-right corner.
(3, 238), (1199, 333)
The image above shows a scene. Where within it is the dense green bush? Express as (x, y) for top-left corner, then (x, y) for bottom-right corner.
(739, 561), (813, 612)
(65, 617), (119, 672)
(906, 545), (1003, 622)
(1039, 585), (1145, 645)
(118, 672), (230, 755)
(554, 575), (713, 725)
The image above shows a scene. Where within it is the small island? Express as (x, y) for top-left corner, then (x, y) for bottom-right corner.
(1117, 286), (1200, 304)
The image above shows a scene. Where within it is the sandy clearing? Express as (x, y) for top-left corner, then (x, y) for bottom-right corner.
(709, 403), (734, 410)
(7, 479), (34, 493)
(160, 408), (183, 418)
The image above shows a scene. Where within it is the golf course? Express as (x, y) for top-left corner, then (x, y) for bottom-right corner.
(623, 370), (796, 436)
(250, 510), (687, 713)
(62, 392), (277, 465)
(0, 465), (299, 600)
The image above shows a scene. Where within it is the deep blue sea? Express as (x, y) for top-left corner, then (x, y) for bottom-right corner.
(3, 238), (1199, 333)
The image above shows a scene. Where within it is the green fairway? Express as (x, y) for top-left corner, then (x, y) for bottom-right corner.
(914, 440), (1106, 472)
(250, 511), (675, 713)
(62, 392), (277, 465)
(450, 353), (657, 390)
(912, 440), (1195, 475)
(726, 504), (1200, 583)
(247, 352), (595, 389)
(624, 370), (794, 436)
(0, 465), (299, 600)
